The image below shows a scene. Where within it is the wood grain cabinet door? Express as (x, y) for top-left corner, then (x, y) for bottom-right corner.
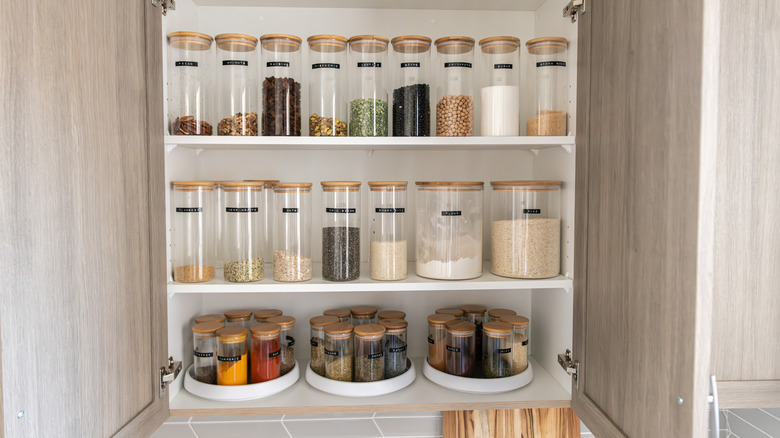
(0, 0), (167, 437)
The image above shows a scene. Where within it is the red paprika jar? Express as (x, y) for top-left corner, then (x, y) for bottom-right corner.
(250, 322), (282, 383)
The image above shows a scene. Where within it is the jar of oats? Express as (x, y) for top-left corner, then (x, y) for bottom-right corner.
(272, 183), (312, 282)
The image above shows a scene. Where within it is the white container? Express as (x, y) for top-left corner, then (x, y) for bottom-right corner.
(479, 36), (521, 136)
(183, 361), (300, 401)
(422, 358), (532, 394)
(305, 358), (416, 397)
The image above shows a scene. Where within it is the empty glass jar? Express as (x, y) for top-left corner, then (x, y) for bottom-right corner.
(171, 181), (216, 283)
(479, 36), (521, 136)
(354, 324), (386, 382)
(324, 322), (354, 382)
(350, 306), (378, 326)
(244, 179), (279, 266)
(268, 315), (296, 375)
(260, 34), (302, 136)
(215, 33), (258, 136)
(321, 181), (361, 281)
(482, 322), (514, 378)
(379, 318), (408, 378)
(445, 320), (476, 377)
(526, 37), (569, 136)
(391, 35), (432, 137)
(221, 181), (264, 282)
(348, 35), (389, 137)
(427, 313), (456, 372)
(273, 183), (312, 282)
(168, 32), (213, 135)
(500, 315), (529, 374)
(308, 35), (348, 136)
(309, 315), (340, 376)
(434, 36), (475, 136)
(249, 322), (281, 383)
(192, 321), (224, 384)
(216, 326), (248, 385)
(368, 181), (408, 281)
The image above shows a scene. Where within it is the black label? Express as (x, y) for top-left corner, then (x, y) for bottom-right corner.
(427, 337), (435, 344)
(313, 63), (340, 69)
(267, 61), (290, 67)
(441, 211), (462, 216)
(287, 335), (295, 347)
(522, 339), (529, 346)
(494, 63), (513, 69)
(388, 345), (407, 353)
(176, 207), (202, 213)
(536, 61), (566, 67)
(226, 207), (258, 213)
(310, 339), (319, 347)
(401, 62), (421, 68)
(324, 349), (339, 357)
(498, 348), (512, 354)
(523, 208), (541, 214)
(446, 345), (461, 353)
(268, 349), (281, 358)
(367, 352), (384, 359)
(223, 60), (248, 66)
(175, 61), (198, 67)
(194, 351), (213, 358)
(375, 207), (405, 213)
(326, 207), (356, 214)
(282, 207), (299, 213)
(357, 62), (381, 68)
(444, 62), (472, 68)
(217, 355), (242, 362)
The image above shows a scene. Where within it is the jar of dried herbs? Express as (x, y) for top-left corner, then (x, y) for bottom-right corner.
(268, 315), (296, 375)
(216, 326), (248, 385)
(501, 315), (529, 374)
(324, 322), (354, 382)
(222, 181), (265, 282)
(309, 315), (339, 376)
(482, 321), (513, 378)
(192, 321), (224, 384)
(354, 323), (385, 382)
(249, 322), (281, 383)
(323, 308), (351, 323)
(427, 313), (456, 372)
(486, 308), (516, 323)
(379, 318), (408, 378)
(445, 320), (476, 377)
(350, 305), (378, 326)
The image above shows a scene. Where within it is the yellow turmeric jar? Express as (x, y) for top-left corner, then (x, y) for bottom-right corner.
(216, 326), (248, 385)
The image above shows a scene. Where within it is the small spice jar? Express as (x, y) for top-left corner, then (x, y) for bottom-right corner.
(260, 34), (303, 136)
(249, 322), (281, 383)
(445, 320), (476, 377)
(368, 181), (408, 281)
(526, 37), (569, 136)
(171, 182), (216, 283)
(350, 306), (378, 326)
(307, 35), (348, 136)
(490, 181), (562, 278)
(434, 36), (475, 137)
(267, 315), (296, 375)
(324, 322), (354, 382)
(415, 182), (484, 280)
(348, 35), (390, 137)
(487, 308), (517, 323)
(501, 315), (529, 374)
(194, 313), (226, 325)
(216, 326), (248, 385)
(354, 323), (386, 382)
(192, 321), (224, 384)
(309, 316), (340, 376)
(377, 310), (406, 320)
(482, 321), (514, 378)
(435, 308), (464, 319)
(253, 308), (283, 324)
(428, 313), (456, 372)
(460, 304), (486, 364)
(379, 318), (408, 378)
(168, 32), (213, 136)
(479, 36), (521, 136)
(323, 308), (351, 323)
(244, 180), (280, 266)
(273, 183), (313, 282)
(391, 35), (432, 137)
(321, 181), (362, 281)
(221, 182), (265, 282)
(224, 309), (253, 329)
(215, 33), (259, 136)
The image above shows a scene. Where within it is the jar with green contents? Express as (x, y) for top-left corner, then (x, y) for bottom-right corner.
(482, 321), (513, 378)
(324, 322), (354, 382)
(348, 35), (389, 136)
(310, 315), (339, 376)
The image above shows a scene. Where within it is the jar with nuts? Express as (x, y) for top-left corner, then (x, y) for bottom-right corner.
(434, 36), (475, 137)
(215, 33), (259, 136)
(308, 35), (348, 137)
(168, 32), (214, 135)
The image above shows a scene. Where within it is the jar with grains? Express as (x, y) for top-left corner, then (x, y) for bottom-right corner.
(379, 318), (408, 378)
(490, 181), (562, 278)
(224, 309), (253, 329)
(268, 315), (296, 375)
(273, 183), (313, 282)
(171, 182), (216, 283)
(377, 310), (406, 320)
(460, 305), (486, 365)
(193, 313), (225, 325)
(222, 182), (265, 282)
(244, 180), (280, 266)
(428, 313), (456, 372)
(307, 35), (348, 137)
(526, 37), (569, 136)
(168, 32), (213, 136)
(309, 315), (339, 376)
(445, 320), (476, 377)
(500, 315), (529, 374)
(350, 306), (378, 326)
(323, 308), (351, 323)
(348, 35), (389, 137)
(368, 181), (408, 281)
(482, 322), (513, 378)
(215, 33), (258, 136)
(324, 322), (354, 382)
(253, 308), (283, 324)
(321, 182), (361, 281)
(260, 34), (302, 136)
(391, 36), (432, 137)
(479, 36), (521, 136)
(354, 323), (386, 382)
(249, 322), (281, 383)
(216, 327), (248, 385)
(434, 36), (475, 136)
(192, 321), (224, 384)
(415, 182), (483, 280)
(435, 308), (464, 319)
(487, 308), (516, 323)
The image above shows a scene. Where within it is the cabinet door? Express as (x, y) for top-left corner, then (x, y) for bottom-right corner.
(0, 1), (167, 437)
(571, 1), (713, 437)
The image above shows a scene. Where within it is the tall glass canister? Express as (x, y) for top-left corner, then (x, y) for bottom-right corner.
(244, 179), (280, 266)
(215, 33), (258, 136)
(391, 36), (432, 137)
(192, 321), (224, 383)
(214, 181), (233, 268)
(260, 34), (303, 136)
(460, 304), (486, 366)
(171, 181), (216, 282)
(273, 183), (312, 282)
(168, 32), (213, 135)
(221, 181), (264, 282)
(348, 35), (389, 137)
(434, 37), (475, 136)
(525, 37), (568, 136)
(479, 36), (521, 136)
(321, 181), (361, 281)
(307, 35), (348, 137)
(368, 181), (408, 281)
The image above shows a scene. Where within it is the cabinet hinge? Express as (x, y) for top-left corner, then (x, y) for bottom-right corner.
(151, 0), (176, 16)
(557, 349), (580, 390)
(159, 356), (182, 397)
(562, 0), (586, 23)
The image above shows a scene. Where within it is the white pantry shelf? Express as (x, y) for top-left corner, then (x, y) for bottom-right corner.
(167, 262), (572, 295)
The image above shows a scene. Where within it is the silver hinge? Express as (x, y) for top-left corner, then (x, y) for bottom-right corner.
(558, 349), (580, 389)
(563, 0), (586, 23)
(159, 356), (182, 397)
(151, 0), (176, 16)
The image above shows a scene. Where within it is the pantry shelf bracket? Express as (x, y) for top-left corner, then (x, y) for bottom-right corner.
(166, 144), (179, 153)
(561, 144), (573, 154)
(530, 148), (540, 156)
(195, 148), (204, 156)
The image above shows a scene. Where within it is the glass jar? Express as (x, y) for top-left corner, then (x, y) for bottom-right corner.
(354, 323), (386, 382)
(309, 315), (340, 376)
(260, 34), (303, 136)
(348, 35), (389, 137)
(221, 182), (264, 282)
(434, 36), (475, 137)
(368, 181), (408, 281)
(215, 33), (258, 136)
(377, 310), (406, 320)
(350, 306), (378, 326)
(273, 183), (312, 282)
(323, 308), (351, 323)
(268, 315), (296, 375)
(192, 321), (224, 384)
(224, 309), (253, 329)
(482, 322), (514, 378)
(391, 36), (432, 137)
(445, 320), (476, 377)
(324, 322), (354, 382)
(244, 180), (280, 266)
(254, 308), (283, 324)
(501, 315), (529, 374)
(526, 37), (569, 136)
(321, 181), (361, 281)
(214, 181), (233, 268)
(379, 318), (408, 378)
(168, 32), (213, 136)
(427, 313), (456, 372)
(307, 35), (348, 137)
(171, 182), (216, 282)
(415, 182), (484, 280)
(435, 308), (464, 319)
(487, 308), (516, 323)
(490, 181), (562, 278)
(460, 304), (486, 365)
(249, 322), (281, 383)
(194, 313), (225, 325)
(216, 326), (248, 385)
(479, 36), (521, 136)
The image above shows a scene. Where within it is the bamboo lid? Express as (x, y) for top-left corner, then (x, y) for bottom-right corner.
(488, 308), (517, 319)
(324, 308), (351, 318)
(308, 34), (348, 53)
(254, 309), (283, 320)
(377, 310), (406, 320)
(348, 35), (390, 53)
(194, 314), (226, 324)
(391, 35), (432, 54)
(415, 181), (484, 188)
(368, 181), (408, 191)
(215, 33), (258, 52)
(321, 181), (362, 191)
(244, 179), (281, 188)
(192, 321), (224, 334)
(168, 31), (213, 50)
(434, 36), (475, 55)
(491, 180), (562, 187)
(224, 309), (252, 319)
(221, 181), (264, 191)
(526, 37), (568, 55)
(379, 318), (408, 330)
(324, 322), (354, 335)
(350, 305), (378, 316)
(172, 181), (216, 191)
(217, 326), (248, 341)
(354, 323), (386, 337)
(435, 308), (464, 317)
(273, 182), (312, 190)
(428, 313), (457, 325)
(459, 304), (487, 315)
(501, 315), (530, 327)
(310, 315), (340, 327)
(268, 315), (296, 326)
(445, 319), (476, 334)
(483, 321), (513, 335)
(250, 322), (281, 336)
(260, 34), (302, 52)
(479, 36), (521, 55)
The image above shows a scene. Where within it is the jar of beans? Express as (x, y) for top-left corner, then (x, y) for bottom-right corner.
(260, 34), (302, 136)
(434, 36), (475, 136)
(168, 32), (213, 135)
(390, 35), (432, 136)
(307, 35), (348, 137)
(171, 181), (216, 283)
(348, 35), (389, 137)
